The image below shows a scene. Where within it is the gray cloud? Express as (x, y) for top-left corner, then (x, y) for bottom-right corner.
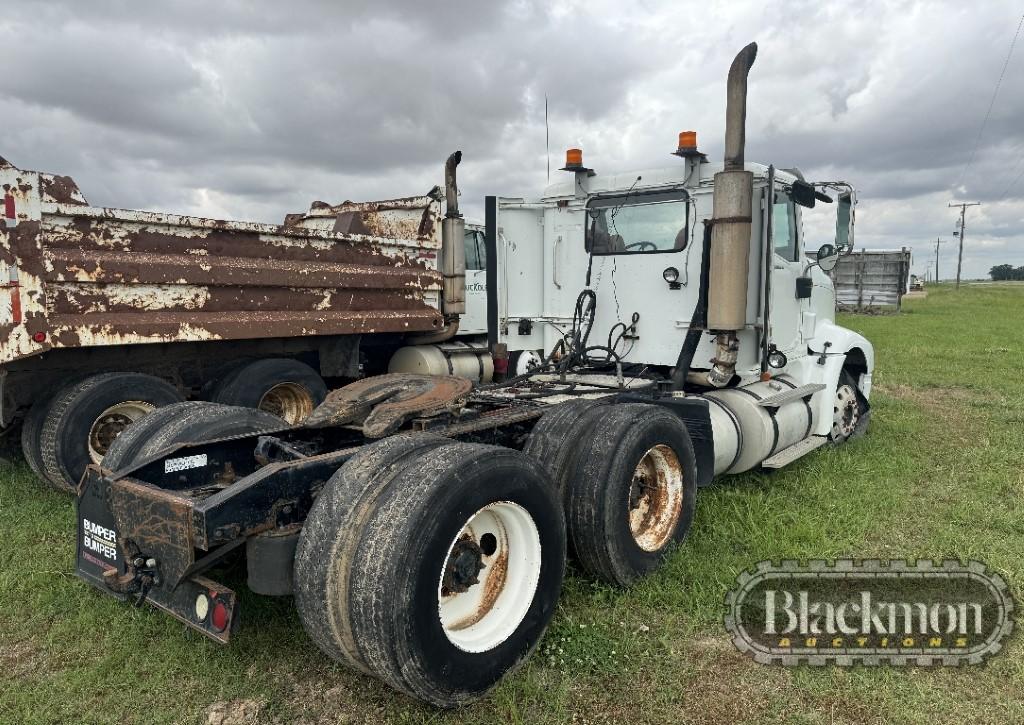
(1, 0), (1022, 279)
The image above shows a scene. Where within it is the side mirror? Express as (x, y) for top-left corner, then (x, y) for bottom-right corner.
(816, 243), (840, 272)
(791, 180), (816, 208)
(835, 191), (854, 251)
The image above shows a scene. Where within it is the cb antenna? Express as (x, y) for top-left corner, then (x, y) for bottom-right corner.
(545, 94), (550, 182)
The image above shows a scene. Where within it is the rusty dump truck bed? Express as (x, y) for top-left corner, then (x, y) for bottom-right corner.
(0, 158), (446, 365)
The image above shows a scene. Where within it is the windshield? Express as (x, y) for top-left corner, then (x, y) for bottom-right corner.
(586, 190), (689, 255)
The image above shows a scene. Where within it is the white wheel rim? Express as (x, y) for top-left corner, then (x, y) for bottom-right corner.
(88, 401), (157, 464)
(627, 444), (685, 552)
(832, 385), (859, 438)
(515, 351), (543, 377)
(437, 501), (542, 653)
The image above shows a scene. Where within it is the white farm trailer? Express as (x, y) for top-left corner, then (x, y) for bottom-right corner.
(73, 43), (874, 706)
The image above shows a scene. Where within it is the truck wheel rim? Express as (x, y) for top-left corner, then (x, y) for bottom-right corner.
(832, 385), (859, 438)
(515, 351), (544, 376)
(437, 501), (542, 653)
(627, 444), (685, 552)
(88, 401), (157, 464)
(258, 383), (314, 424)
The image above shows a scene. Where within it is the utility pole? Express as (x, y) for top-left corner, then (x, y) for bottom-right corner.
(948, 202), (980, 289)
(933, 236), (946, 282)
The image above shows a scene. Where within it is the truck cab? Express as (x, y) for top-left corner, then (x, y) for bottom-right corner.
(460, 147), (870, 434)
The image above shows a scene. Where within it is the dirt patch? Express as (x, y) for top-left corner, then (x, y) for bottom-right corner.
(876, 383), (978, 406)
(0, 638), (52, 680)
(269, 664), (392, 725)
(204, 699), (265, 725)
(875, 383), (983, 442)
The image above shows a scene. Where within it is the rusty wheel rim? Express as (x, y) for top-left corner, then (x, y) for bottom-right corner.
(627, 444), (685, 552)
(258, 382), (314, 424)
(437, 501), (542, 653)
(88, 401), (157, 465)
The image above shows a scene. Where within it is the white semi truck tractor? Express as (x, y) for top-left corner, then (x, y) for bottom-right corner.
(392, 42), (873, 464)
(75, 42), (874, 707)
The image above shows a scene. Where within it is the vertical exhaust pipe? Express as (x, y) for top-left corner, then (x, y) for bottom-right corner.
(441, 150), (466, 316)
(706, 43), (757, 387)
(413, 151), (465, 344)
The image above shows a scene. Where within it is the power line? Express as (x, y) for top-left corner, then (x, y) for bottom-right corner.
(999, 162), (1024, 200)
(955, 12), (1024, 191)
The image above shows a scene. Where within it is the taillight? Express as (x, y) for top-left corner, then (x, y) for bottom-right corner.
(211, 599), (229, 632)
(32, 331), (46, 343)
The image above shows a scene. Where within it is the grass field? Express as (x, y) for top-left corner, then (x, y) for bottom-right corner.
(1, 283), (1022, 724)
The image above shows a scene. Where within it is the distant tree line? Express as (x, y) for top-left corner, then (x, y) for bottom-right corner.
(989, 264), (1024, 281)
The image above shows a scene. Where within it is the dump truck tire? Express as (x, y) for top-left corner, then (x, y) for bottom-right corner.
(293, 433), (450, 675)
(345, 442), (565, 706)
(102, 401), (234, 471)
(210, 358), (327, 425)
(523, 398), (610, 498)
(38, 373), (184, 493)
(20, 390), (59, 484)
(565, 403), (697, 586)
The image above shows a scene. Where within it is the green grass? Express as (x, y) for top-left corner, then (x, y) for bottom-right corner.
(2, 283), (1023, 724)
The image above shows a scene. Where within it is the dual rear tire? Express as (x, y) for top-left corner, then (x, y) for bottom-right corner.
(25, 373), (184, 492)
(19, 359), (325, 491)
(525, 400), (698, 586)
(294, 436), (565, 707)
(294, 402), (696, 706)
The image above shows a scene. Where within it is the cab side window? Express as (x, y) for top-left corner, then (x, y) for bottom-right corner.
(772, 193), (798, 262)
(464, 230), (487, 270)
(585, 190), (689, 255)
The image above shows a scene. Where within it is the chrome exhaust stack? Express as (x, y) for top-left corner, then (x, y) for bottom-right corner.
(706, 42), (757, 387)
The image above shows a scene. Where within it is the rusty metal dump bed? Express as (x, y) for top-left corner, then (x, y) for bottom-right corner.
(0, 158), (445, 365)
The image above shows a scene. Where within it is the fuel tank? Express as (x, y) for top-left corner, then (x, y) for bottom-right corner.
(700, 375), (814, 474)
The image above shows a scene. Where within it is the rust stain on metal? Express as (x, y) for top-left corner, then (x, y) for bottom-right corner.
(629, 444), (684, 550)
(0, 161), (447, 365)
(444, 536), (509, 631)
(303, 373), (472, 436)
(40, 174), (89, 206)
(109, 477), (196, 587)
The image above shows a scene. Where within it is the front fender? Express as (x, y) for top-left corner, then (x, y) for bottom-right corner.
(806, 320), (875, 436)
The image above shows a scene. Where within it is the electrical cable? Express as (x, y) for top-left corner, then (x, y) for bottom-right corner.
(956, 12), (1024, 191)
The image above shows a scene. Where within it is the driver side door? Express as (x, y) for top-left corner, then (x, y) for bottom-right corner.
(768, 188), (805, 354)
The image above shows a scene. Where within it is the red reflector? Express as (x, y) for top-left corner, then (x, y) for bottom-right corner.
(211, 600), (229, 632)
(32, 331), (46, 343)
(3, 193), (14, 219)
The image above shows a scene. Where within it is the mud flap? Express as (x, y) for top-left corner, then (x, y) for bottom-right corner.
(74, 466), (239, 643)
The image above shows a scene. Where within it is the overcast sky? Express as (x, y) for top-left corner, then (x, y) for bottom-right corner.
(2, 0), (1023, 279)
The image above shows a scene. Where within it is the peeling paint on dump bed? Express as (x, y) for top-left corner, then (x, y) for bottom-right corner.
(0, 161), (446, 364)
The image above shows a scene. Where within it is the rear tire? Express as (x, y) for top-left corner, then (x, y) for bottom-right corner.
(294, 433), (450, 674)
(38, 373), (184, 492)
(522, 398), (610, 498)
(210, 358), (327, 425)
(20, 391), (58, 484)
(297, 441), (565, 707)
(565, 403), (697, 586)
